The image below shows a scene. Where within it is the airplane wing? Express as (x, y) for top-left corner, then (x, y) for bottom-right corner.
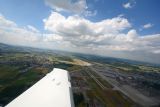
(5, 68), (75, 107)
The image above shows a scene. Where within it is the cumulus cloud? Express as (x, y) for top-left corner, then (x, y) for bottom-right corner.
(0, 12), (160, 64)
(84, 10), (97, 17)
(44, 0), (87, 13)
(123, 0), (136, 9)
(153, 50), (160, 54)
(0, 14), (67, 49)
(0, 14), (17, 27)
(27, 25), (39, 33)
(43, 12), (132, 46)
(43, 34), (63, 42)
(143, 23), (153, 29)
(43, 12), (160, 55)
(44, 12), (131, 35)
(0, 15), (40, 44)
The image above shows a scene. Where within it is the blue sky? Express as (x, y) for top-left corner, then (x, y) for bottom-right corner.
(0, 0), (160, 64)
(0, 0), (160, 34)
(0, 0), (50, 31)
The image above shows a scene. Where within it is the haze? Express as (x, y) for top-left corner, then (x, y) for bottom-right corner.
(0, 0), (160, 64)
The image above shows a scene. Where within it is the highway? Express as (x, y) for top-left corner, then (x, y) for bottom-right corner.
(85, 67), (106, 90)
(90, 65), (159, 107)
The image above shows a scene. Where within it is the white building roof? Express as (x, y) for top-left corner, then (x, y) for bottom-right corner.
(5, 68), (74, 107)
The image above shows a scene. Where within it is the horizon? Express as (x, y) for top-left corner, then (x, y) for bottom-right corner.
(0, 0), (160, 64)
(1, 42), (160, 66)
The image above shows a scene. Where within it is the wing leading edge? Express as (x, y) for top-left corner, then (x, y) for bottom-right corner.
(5, 68), (75, 107)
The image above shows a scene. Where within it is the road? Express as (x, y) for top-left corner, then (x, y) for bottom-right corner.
(85, 69), (106, 89)
(90, 65), (159, 107)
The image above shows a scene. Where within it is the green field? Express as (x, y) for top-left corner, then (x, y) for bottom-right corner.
(0, 43), (160, 107)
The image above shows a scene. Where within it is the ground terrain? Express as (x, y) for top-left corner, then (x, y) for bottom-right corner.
(0, 43), (160, 107)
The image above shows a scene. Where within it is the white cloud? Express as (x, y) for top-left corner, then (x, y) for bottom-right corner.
(27, 25), (39, 33)
(123, 2), (132, 9)
(0, 12), (160, 64)
(123, 0), (136, 9)
(84, 10), (97, 17)
(44, 12), (131, 36)
(143, 23), (153, 29)
(0, 14), (75, 51)
(43, 12), (160, 56)
(43, 34), (63, 42)
(153, 50), (160, 54)
(44, 0), (87, 13)
(0, 14), (17, 27)
(43, 12), (132, 48)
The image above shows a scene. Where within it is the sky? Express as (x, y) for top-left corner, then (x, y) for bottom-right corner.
(0, 0), (160, 64)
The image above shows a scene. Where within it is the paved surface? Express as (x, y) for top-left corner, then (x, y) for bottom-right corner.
(85, 70), (106, 89)
(92, 66), (159, 107)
